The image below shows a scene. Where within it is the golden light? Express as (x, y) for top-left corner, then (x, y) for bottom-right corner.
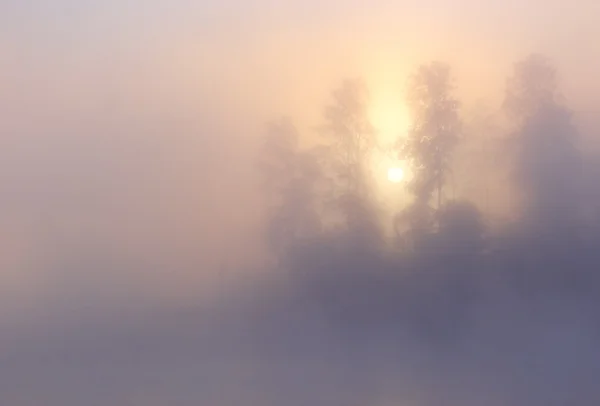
(370, 103), (410, 144)
(366, 81), (411, 187)
(387, 167), (405, 183)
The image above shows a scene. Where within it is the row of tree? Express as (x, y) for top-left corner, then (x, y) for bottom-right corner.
(258, 53), (585, 266)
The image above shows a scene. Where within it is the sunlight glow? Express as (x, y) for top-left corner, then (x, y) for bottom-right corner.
(366, 84), (412, 194)
(369, 90), (411, 146)
(387, 167), (405, 183)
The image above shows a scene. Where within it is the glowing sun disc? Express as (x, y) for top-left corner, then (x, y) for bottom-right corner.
(387, 167), (405, 183)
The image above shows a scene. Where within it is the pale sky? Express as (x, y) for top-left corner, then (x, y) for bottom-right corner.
(2, 0), (600, 121)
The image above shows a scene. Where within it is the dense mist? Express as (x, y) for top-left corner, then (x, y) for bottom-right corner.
(2, 0), (600, 404)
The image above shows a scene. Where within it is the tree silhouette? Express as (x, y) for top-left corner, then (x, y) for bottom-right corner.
(321, 78), (376, 195)
(258, 117), (324, 259)
(499, 55), (588, 295)
(504, 54), (582, 233)
(401, 62), (461, 210)
(395, 62), (461, 250)
(319, 78), (381, 246)
(504, 53), (560, 123)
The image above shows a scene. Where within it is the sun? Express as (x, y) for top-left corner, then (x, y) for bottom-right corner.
(387, 166), (405, 183)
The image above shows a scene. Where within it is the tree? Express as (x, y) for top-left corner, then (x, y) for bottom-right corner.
(319, 78), (381, 245)
(258, 117), (323, 259)
(497, 55), (589, 294)
(321, 78), (376, 197)
(400, 61), (461, 210)
(504, 54), (582, 232)
(503, 53), (559, 123)
(394, 62), (461, 251)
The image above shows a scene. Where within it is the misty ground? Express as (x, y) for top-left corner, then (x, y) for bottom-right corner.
(2, 249), (599, 405)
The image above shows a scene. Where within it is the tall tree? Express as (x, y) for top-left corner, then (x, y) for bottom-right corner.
(504, 54), (582, 232)
(501, 54), (588, 292)
(401, 61), (461, 210)
(320, 78), (381, 246)
(321, 78), (376, 197)
(258, 117), (323, 259)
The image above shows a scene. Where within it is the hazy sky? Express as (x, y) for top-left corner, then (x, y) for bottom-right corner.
(2, 0), (600, 122)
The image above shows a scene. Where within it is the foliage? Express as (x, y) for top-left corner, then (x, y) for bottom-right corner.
(320, 78), (376, 198)
(258, 55), (596, 292)
(258, 117), (323, 256)
(504, 53), (560, 122)
(400, 61), (461, 209)
(318, 78), (382, 245)
(505, 55), (583, 233)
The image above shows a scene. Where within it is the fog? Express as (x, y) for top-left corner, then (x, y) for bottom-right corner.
(1, 0), (600, 404)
